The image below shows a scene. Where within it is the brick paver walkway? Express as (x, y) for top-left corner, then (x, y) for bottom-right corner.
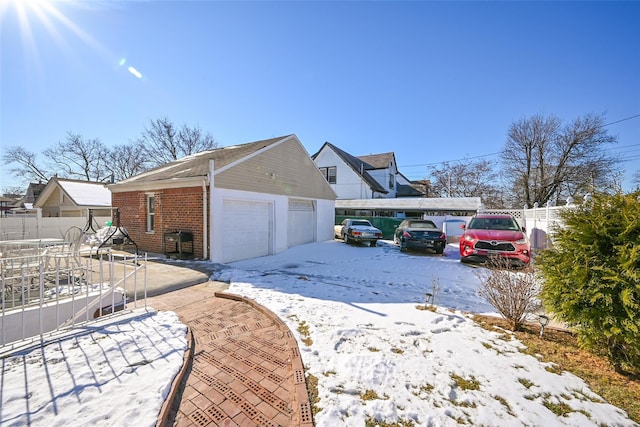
(146, 283), (313, 427)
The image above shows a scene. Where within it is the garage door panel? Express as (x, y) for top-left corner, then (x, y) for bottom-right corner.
(288, 199), (315, 247)
(222, 200), (271, 263)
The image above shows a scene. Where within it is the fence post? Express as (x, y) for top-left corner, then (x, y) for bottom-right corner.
(36, 208), (43, 239)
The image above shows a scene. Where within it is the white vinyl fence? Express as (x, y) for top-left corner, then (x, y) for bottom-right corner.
(0, 211), (111, 240)
(479, 204), (571, 251)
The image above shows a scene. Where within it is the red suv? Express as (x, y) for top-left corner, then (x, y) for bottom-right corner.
(459, 214), (531, 266)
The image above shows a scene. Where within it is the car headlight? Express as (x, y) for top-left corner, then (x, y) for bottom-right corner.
(464, 234), (474, 241)
(515, 238), (528, 244)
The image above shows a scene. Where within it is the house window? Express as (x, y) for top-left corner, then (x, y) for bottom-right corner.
(320, 166), (337, 184)
(146, 195), (155, 232)
(389, 174), (395, 190)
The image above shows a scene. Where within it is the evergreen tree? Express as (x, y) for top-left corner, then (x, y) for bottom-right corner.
(538, 191), (640, 375)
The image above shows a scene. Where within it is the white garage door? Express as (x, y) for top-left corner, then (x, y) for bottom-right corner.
(288, 199), (315, 247)
(222, 200), (272, 263)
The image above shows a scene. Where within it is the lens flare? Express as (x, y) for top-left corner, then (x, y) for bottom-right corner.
(128, 66), (142, 79)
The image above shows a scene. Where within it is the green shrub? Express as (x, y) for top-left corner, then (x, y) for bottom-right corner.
(537, 191), (640, 375)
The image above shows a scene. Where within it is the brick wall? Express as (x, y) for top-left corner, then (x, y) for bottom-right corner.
(111, 186), (208, 258)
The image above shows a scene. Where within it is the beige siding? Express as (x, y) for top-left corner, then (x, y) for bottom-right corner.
(215, 138), (336, 200)
(41, 188), (61, 207)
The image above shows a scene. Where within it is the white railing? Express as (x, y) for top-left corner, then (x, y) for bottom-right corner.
(0, 247), (147, 350)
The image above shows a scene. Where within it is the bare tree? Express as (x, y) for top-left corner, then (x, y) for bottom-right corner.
(136, 117), (219, 167)
(428, 159), (506, 208)
(43, 132), (111, 182)
(501, 113), (619, 207)
(633, 171), (640, 189)
(1, 146), (50, 184)
(107, 142), (150, 182)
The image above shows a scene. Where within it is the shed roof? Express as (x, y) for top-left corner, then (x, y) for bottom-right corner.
(335, 197), (482, 212)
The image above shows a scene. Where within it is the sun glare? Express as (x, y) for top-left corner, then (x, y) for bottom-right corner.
(2, 0), (143, 80)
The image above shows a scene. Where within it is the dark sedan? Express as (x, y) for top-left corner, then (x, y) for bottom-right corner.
(393, 219), (446, 254)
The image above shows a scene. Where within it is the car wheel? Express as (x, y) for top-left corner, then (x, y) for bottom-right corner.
(370, 240), (377, 247)
(435, 247), (444, 255)
(400, 245), (407, 252)
(393, 235), (399, 245)
(344, 234), (350, 244)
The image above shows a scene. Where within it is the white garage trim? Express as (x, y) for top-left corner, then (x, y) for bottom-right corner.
(288, 199), (316, 247)
(222, 199), (273, 263)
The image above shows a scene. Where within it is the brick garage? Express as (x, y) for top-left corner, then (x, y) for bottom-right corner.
(112, 186), (207, 258)
(108, 135), (336, 263)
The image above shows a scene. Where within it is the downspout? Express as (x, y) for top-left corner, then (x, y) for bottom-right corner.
(202, 178), (208, 260)
(208, 159), (215, 261)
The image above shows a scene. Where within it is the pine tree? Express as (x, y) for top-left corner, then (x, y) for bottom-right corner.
(538, 191), (640, 375)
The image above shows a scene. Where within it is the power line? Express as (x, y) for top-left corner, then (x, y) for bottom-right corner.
(604, 114), (640, 127)
(399, 115), (640, 171)
(401, 152), (501, 169)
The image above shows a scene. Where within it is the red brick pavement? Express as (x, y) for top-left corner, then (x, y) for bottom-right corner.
(146, 283), (313, 427)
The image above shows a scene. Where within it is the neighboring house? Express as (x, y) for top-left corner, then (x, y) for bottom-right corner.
(109, 134), (336, 263)
(311, 142), (388, 199)
(34, 178), (112, 217)
(311, 142), (426, 200)
(0, 197), (11, 217)
(12, 182), (46, 210)
(396, 172), (428, 198)
(313, 142), (481, 220)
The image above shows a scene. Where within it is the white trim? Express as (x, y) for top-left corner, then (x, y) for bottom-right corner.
(146, 193), (155, 232)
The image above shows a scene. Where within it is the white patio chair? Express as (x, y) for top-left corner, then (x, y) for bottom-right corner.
(44, 226), (85, 284)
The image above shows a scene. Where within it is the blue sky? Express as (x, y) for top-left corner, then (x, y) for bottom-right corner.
(1, 0), (639, 194)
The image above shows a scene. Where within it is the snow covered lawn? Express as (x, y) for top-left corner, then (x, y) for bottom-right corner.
(211, 240), (636, 426)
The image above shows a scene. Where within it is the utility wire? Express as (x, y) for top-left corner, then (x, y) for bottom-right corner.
(402, 151), (501, 168)
(604, 114), (640, 127)
(400, 115), (640, 171)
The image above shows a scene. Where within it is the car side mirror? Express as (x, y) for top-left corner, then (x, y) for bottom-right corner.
(521, 226), (526, 232)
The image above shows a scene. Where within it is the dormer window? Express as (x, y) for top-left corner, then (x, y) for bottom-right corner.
(389, 174), (395, 190)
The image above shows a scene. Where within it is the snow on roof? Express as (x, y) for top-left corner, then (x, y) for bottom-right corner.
(58, 180), (111, 206)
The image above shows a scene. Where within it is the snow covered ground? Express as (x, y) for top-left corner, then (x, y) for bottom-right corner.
(1, 239), (636, 426)
(211, 240), (636, 426)
(0, 310), (187, 426)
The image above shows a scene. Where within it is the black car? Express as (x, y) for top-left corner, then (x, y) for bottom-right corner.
(393, 219), (446, 254)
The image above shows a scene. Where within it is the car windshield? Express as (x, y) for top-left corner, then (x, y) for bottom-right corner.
(408, 221), (437, 229)
(468, 217), (520, 231)
(352, 220), (371, 226)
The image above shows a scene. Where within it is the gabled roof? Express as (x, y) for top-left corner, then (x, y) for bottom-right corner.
(13, 182), (46, 208)
(396, 172), (427, 197)
(357, 152), (395, 170)
(113, 135), (290, 186)
(396, 184), (425, 197)
(35, 177), (111, 207)
(312, 142), (388, 194)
